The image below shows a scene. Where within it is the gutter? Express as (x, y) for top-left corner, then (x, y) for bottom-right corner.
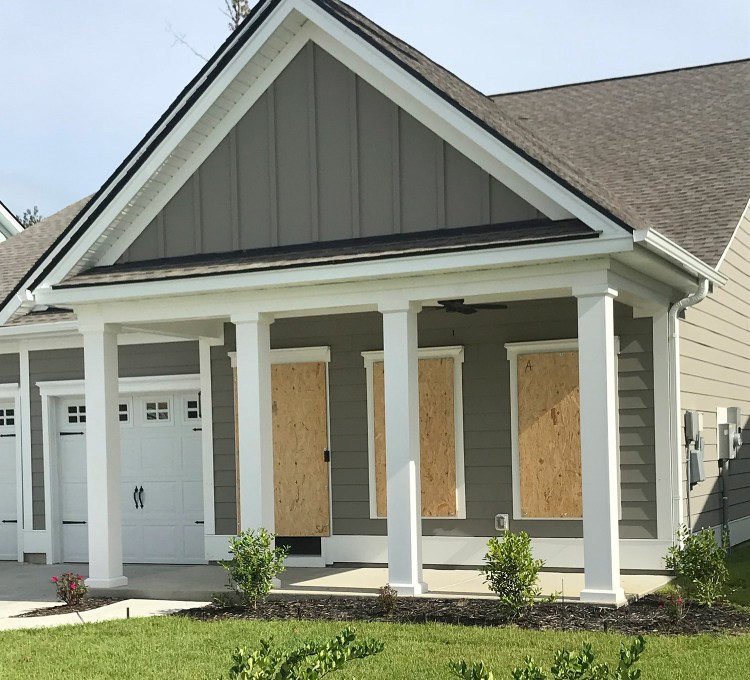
(668, 278), (710, 538)
(634, 229), (726, 286)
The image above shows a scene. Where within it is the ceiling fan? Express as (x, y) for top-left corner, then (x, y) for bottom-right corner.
(426, 298), (508, 315)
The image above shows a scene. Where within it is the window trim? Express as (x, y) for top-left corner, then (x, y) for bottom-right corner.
(505, 338), (621, 521)
(361, 345), (466, 521)
(141, 396), (173, 426)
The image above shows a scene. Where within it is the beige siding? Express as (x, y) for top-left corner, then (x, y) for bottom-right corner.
(680, 207), (750, 530)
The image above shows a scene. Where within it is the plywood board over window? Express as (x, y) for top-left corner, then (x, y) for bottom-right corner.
(516, 350), (582, 518)
(363, 346), (465, 520)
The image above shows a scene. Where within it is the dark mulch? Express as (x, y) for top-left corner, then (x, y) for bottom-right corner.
(174, 595), (750, 636)
(14, 597), (124, 618)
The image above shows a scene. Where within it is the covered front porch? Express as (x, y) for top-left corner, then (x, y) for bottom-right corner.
(37, 252), (687, 607)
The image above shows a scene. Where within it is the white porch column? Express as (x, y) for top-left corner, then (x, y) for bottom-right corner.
(81, 322), (127, 588)
(232, 313), (275, 534)
(576, 290), (626, 606)
(379, 300), (427, 595)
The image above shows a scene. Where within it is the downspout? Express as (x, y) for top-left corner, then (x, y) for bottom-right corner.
(668, 278), (710, 536)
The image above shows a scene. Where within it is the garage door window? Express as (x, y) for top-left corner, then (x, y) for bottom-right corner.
(0, 408), (14, 426)
(67, 405), (86, 424)
(185, 398), (201, 420)
(144, 400), (171, 425)
(118, 401), (131, 425)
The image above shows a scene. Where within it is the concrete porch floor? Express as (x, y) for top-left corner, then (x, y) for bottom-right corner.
(1, 562), (670, 603)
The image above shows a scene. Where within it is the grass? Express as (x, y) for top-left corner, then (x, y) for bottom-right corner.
(727, 541), (750, 607)
(0, 616), (749, 679)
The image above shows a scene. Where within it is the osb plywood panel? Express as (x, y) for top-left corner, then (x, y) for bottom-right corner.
(233, 363), (330, 536)
(272, 362), (330, 536)
(517, 351), (582, 518)
(374, 358), (457, 517)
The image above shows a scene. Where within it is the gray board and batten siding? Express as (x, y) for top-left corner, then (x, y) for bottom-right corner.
(211, 299), (657, 540)
(120, 42), (540, 264)
(28, 343), (199, 530)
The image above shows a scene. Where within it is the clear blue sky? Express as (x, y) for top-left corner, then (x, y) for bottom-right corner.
(1, 0), (747, 218)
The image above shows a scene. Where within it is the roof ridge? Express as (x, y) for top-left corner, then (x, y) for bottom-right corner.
(489, 58), (750, 98)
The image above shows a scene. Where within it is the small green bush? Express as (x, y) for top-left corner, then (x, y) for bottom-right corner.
(377, 584), (398, 614)
(221, 528), (289, 608)
(480, 531), (546, 619)
(664, 525), (728, 606)
(224, 626), (383, 679)
(450, 637), (646, 680)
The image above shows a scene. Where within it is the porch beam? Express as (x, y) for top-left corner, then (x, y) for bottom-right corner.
(379, 300), (427, 595)
(575, 288), (626, 606)
(232, 313), (275, 534)
(81, 322), (127, 588)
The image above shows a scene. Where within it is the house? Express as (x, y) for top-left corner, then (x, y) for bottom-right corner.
(0, 0), (747, 606)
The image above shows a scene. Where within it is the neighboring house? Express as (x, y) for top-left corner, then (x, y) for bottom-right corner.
(0, 199), (23, 242)
(0, 0), (747, 606)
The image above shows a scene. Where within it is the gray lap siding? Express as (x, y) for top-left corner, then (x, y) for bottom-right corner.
(212, 299), (656, 539)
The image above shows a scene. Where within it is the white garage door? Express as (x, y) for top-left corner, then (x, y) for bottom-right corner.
(0, 402), (18, 560)
(59, 392), (204, 564)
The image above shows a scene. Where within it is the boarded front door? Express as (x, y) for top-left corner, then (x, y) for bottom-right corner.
(234, 361), (330, 537)
(272, 362), (330, 536)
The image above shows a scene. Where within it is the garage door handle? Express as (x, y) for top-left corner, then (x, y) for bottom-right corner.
(138, 486), (144, 509)
(0, 433), (15, 438)
(1, 519), (17, 524)
(60, 432), (84, 436)
(62, 521), (86, 525)
(194, 521), (204, 524)
(133, 486), (139, 509)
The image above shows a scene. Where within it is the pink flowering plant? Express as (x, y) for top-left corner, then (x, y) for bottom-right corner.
(51, 572), (88, 606)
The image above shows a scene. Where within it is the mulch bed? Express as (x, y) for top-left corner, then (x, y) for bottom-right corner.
(14, 597), (123, 618)
(174, 595), (750, 636)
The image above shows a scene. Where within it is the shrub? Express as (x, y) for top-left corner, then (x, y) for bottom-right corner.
(659, 586), (688, 622)
(450, 637), (646, 680)
(377, 584), (398, 614)
(221, 528), (289, 608)
(480, 531), (546, 620)
(224, 626), (383, 679)
(664, 525), (728, 606)
(51, 572), (88, 606)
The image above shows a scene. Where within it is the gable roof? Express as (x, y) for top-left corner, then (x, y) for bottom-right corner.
(0, 196), (90, 310)
(492, 60), (750, 267)
(0, 0), (741, 323)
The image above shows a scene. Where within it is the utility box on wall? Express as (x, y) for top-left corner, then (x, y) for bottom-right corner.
(718, 407), (743, 460)
(684, 410), (706, 486)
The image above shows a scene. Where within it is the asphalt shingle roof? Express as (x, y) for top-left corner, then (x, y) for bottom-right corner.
(492, 61), (750, 266)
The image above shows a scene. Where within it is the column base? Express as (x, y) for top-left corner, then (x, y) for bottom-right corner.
(579, 587), (627, 607)
(390, 581), (428, 596)
(85, 576), (128, 589)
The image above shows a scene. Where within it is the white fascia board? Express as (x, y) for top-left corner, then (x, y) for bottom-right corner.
(0, 201), (23, 239)
(37, 374), (201, 398)
(23, 1), (299, 289)
(37, 235), (633, 308)
(633, 229), (726, 286)
(0, 320), (79, 339)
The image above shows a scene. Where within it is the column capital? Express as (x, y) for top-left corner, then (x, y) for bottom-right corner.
(231, 311), (275, 326)
(78, 320), (121, 336)
(377, 299), (422, 315)
(573, 284), (618, 300)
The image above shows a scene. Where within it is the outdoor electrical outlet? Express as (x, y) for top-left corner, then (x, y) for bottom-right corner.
(495, 513), (509, 531)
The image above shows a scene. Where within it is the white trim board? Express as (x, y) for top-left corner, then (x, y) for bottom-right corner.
(505, 338), (622, 522)
(228, 346), (332, 367)
(0, 384), (23, 561)
(37, 374), (201, 398)
(361, 345), (466, 521)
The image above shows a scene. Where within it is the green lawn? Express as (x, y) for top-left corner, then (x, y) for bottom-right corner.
(727, 541), (750, 608)
(1, 617), (748, 679)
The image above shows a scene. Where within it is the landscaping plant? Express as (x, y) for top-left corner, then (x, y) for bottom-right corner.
(480, 531), (547, 619)
(450, 636), (646, 680)
(223, 626), (383, 679)
(664, 525), (728, 606)
(221, 528), (289, 608)
(377, 584), (398, 614)
(50, 572), (88, 606)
